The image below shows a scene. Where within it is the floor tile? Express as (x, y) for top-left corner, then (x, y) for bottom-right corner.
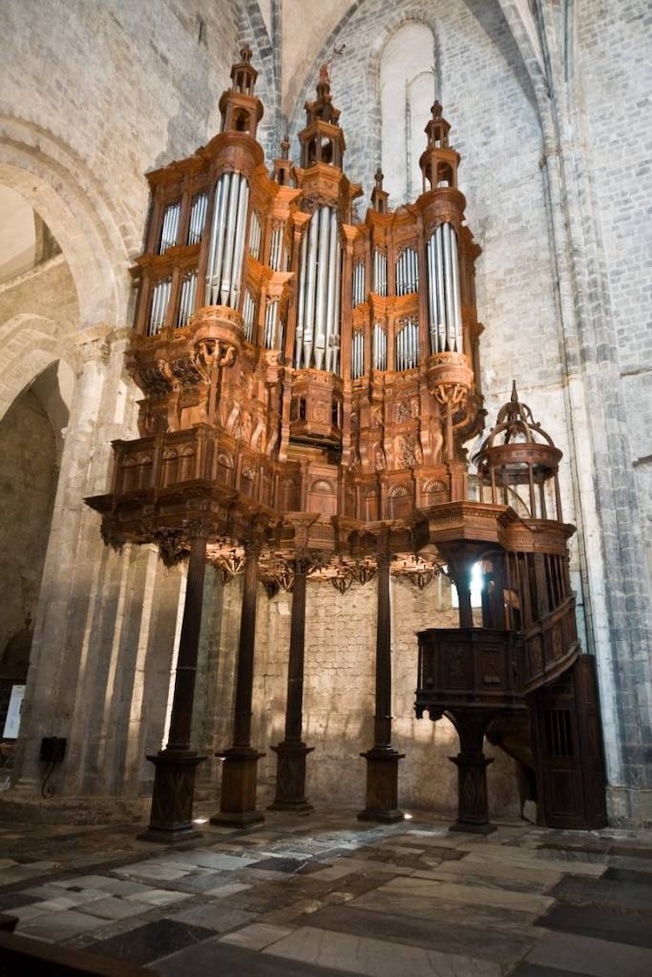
(303, 902), (539, 965)
(18, 908), (112, 942)
(263, 925), (503, 976)
(156, 938), (354, 976)
(165, 902), (256, 932)
(77, 896), (151, 920)
(125, 889), (192, 907)
(550, 874), (652, 913)
(88, 918), (215, 964)
(538, 902), (652, 949)
(219, 922), (294, 950)
(525, 930), (652, 976)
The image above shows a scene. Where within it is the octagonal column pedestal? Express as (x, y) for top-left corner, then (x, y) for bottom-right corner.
(211, 748), (265, 827)
(358, 746), (405, 823)
(449, 753), (496, 835)
(140, 751), (207, 843)
(268, 742), (315, 813)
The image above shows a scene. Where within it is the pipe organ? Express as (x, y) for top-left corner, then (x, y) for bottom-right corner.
(89, 47), (605, 835)
(126, 51), (484, 507)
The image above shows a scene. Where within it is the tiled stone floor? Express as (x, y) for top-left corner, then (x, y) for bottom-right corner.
(0, 808), (651, 976)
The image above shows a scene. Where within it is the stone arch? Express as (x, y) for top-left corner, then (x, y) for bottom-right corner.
(0, 116), (132, 329)
(0, 314), (77, 422)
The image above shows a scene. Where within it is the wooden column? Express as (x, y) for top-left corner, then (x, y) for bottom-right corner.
(269, 558), (314, 812)
(141, 534), (207, 842)
(212, 537), (265, 827)
(359, 551), (404, 822)
(448, 709), (496, 834)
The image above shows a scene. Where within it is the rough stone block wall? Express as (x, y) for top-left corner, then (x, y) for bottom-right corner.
(2, 0), (241, 262)
(578, 0), (652, 584)
(244, 575), (519, 817)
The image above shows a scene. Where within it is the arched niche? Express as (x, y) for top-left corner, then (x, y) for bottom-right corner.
(0, 360), (73, 666)
(380, 21), (437, 205)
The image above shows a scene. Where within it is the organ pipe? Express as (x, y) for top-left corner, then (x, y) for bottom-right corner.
(159, 202), (180, 253)
(188, 193), (207, 245)
(314, 206), (331, 369)
(206, 175), (227, 305)
(295, 231), (308, 366)
(351, 330), (364, 380)
(373, 323), (387, 370)
(249, 210), (262, 260)
(177, 271), (197, 328)
(264, 299), (279, 349)
(373, 248), (387, 297)
(302, 211), (319, 367)
(295, 206), (342, 373)
(352, 260), (365, 307)
(242, 289), (256, 341)
(325, 210), (339, 373)
(205, 171), (250, 310)
(148, 278), (171, 335)
(450, 228), (462, 351)
(228, 177), (250, 307)
(427, 222), (462, 355)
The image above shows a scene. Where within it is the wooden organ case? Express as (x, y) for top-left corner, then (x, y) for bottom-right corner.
(88, 49), (606, 838)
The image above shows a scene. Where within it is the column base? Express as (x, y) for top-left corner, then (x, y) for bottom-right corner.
(139, 750), (207, 843)
(268, 741), (314, 813)
(358, 747), (405, 823)
(449, 753), (494, 834)
(449, 819), (497, 835)
(211, 747), (265, 828)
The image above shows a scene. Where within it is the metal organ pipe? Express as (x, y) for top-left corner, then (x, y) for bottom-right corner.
(426, 235), (437, 348)
(314, 206), (331, 370)
(227, 176), (249, 307)
(219, 173), (241, 305)
(442, 222), (455, 351)
(450, 228), (462, 352)
(373, 323), (387, 370)
(206, 175), (227, 305)
(149, 278), (171, 335)
(177, 272), (197, 328)
(249, 211), (262, 260)
(188, 193), (207, 245)
(264, 299), (278, 349)
(295, 206), (341, 373)
(270, 224), (283, 271)
(242, 289), (256, 341)
(434, 225), (446, 352)
(159, 202), (180, 253)
(373, 248), (387, 297)
(303, 210), (319, 368)
(325, 210), (339, 373)
(205, 172), (250, 310)
(352, 260), (365, 308)
(295, 231), (308, 367)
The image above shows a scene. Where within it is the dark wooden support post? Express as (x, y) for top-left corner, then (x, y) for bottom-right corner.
(269, 559), (315, 812)
(140, 534), (208, 842)
(359, 551), (404, 822)
(212, 536), (265, 827)
(449, 709), (496, 834)
(455, 562), (474, 629)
